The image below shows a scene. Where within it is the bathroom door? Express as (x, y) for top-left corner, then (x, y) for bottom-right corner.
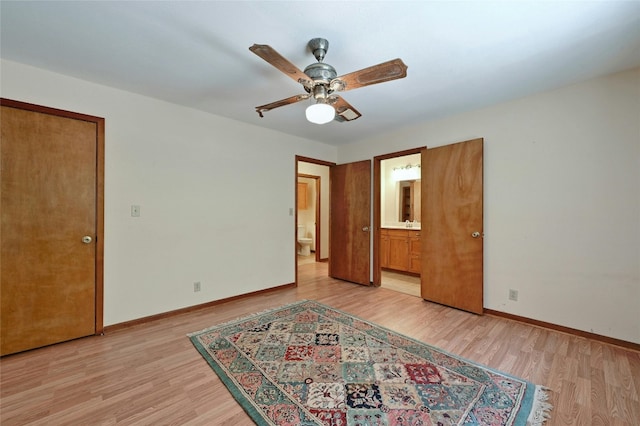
(329, 160), (371, 286)
(1, 99), (104, 355)
(420, 138), (483, 314)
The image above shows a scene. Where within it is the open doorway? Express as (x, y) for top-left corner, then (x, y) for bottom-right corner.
(297, 174), (321, 265)
(374, 148), (424, 297)
(295, 156), (332, 283)
(294, 155), (372, 288)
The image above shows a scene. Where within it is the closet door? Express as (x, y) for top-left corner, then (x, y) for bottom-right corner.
(1, 100), (104, 355)
(420, 138), (483, 314)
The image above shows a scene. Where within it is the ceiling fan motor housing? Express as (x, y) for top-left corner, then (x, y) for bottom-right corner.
(303, 62), (337, 85)
(304, 37), (337, 96)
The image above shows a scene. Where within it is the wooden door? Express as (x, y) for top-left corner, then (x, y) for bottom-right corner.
(420, 138), (483, 314)
(1, 100), (104, 356)
(329, 160), (371, 285)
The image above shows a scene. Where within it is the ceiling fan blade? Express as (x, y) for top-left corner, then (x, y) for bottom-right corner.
(249, 44), (313, 88)
(255, 94), (311, 117)
(332, 58), (408, 92)
(330, 96), (362, 122)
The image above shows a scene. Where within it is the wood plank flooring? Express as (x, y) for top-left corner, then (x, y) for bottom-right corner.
(1, 261), (639, 425)
(381, 270), (421, 297)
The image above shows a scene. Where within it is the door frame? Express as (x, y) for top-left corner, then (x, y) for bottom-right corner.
(295, 156), (335, 285)
(373, 147), (425, 286)
(1, 98), (105, 335)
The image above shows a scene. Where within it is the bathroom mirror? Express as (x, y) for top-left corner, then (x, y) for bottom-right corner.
(398, 180), (421, 222)
(380, 153), (421, 226)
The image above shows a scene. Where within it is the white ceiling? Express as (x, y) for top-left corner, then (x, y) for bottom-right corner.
(2, 1), (639, 146)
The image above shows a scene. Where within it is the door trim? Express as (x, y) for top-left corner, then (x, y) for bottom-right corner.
(1, 98), (105, 335)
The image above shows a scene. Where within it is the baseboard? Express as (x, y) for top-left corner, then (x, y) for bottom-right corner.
(104, 282), (296, 333)
(484, 309), (640, 352)
(103, 285), (639, 352)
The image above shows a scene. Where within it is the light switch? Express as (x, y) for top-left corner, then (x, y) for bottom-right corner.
(131, 205), (140, 217)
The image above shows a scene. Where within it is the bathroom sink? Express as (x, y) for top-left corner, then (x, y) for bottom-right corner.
(382, 224), (421, 230)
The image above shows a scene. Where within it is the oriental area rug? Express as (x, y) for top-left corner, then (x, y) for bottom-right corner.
(188, 300), (551, 426)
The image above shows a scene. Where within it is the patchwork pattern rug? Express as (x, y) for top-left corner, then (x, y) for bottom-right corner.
(189, 300), (551, 425)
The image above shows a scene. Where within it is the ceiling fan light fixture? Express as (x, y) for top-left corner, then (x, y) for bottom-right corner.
(305, 102), (335, 124)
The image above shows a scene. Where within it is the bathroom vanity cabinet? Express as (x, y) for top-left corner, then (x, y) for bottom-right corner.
(297, 182), (308, 210)
(380, 228), (421, 275)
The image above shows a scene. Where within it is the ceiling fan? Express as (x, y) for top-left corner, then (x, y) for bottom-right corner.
(249, 38), (408, 124)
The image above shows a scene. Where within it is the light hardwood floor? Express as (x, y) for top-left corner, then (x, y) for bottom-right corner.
(1, 262), (638, 425)
(381, 270), (421, 297)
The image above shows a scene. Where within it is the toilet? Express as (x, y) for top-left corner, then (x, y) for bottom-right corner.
(297, 225), (313, 256)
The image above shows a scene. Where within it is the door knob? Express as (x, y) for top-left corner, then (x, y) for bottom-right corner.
(82, 236), (93, 244)
(471, 232), (481, 238)
(362, 226), (370, 232)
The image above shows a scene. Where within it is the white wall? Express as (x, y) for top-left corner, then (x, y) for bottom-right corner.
(1, 60), (337, 326)
(339, 68), (640, 344)
(3, 59), (638, 344)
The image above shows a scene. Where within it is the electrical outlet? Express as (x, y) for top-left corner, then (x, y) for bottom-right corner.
(508, 289), (518, 301)
(193, 281), (201, 292)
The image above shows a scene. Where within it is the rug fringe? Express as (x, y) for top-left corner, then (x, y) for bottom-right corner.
(527, 386), (553, 426)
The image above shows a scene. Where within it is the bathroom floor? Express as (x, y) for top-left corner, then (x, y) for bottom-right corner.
(298, 255), (420, 298)
(380, 270), (421, 297)
(297, 254), (316, 266)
